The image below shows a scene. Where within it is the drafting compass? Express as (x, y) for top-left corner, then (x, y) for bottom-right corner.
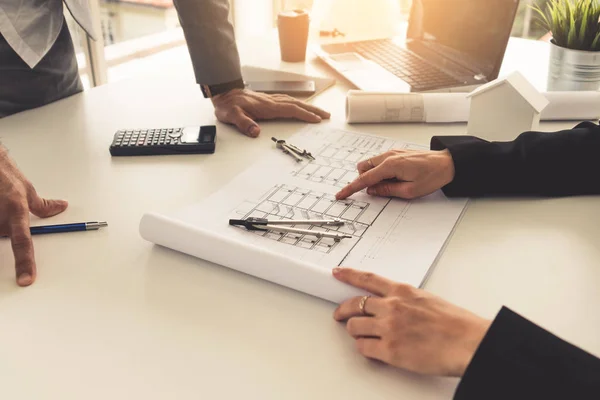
(271, 137), (315, 162)
(229, 217), (351, 242)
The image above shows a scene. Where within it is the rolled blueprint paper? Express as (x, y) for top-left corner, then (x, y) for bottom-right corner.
(346, 90), (600, 123)
(139, 212), (367, 304)
(542, 91), (600, 120)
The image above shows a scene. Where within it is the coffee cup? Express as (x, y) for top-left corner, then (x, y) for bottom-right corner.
(278, 9), (310, 62)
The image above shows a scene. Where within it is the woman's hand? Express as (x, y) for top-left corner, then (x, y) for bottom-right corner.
(335, 149), (455, 200)
(333, 267), (491, 377)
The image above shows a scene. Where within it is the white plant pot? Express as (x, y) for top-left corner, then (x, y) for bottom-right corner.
(548, 41), (600, 91)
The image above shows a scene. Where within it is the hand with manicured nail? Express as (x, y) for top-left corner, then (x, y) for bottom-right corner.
(0, 146), (68, 286)
(211, 89), (330, 137)
(335, 149), (456, 200)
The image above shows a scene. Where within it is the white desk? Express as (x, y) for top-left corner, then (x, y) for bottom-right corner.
(0, 38), (599, 400)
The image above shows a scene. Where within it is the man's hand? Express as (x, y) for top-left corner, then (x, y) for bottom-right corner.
(0, 147), (68, 286)
(211, 89), (330, 137)
(336, 149), (455, 200)
(333, 267), (491, 377)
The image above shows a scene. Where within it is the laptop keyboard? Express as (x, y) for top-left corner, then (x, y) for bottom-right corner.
(322, 39), (464, 91)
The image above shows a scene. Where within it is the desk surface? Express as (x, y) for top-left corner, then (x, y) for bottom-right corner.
(0, 37), (599, 400)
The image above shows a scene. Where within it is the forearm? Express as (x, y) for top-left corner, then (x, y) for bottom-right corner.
(454, 307), (600, 399)
(431, 122), (600, 197)
(172, 0), (242, 85)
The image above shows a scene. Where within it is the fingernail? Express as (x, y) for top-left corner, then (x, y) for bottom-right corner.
(332, 267), (342, 275)
(314, 115), (322, 122)
(335, 192), (341, 200)
(18, 273), (32, 286)
(248, 125), (259, 137)
(367, 188), (375, 195)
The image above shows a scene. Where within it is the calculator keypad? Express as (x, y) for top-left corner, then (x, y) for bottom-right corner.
(113, 128), (182, 147)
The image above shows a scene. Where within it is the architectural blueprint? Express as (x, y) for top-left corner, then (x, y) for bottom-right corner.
(292, 128), (425, 187)
(233, 184), (376, 254)
(143, 126), (468, 289)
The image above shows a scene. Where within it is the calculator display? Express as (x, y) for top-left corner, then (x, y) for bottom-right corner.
(181, 127), (200, 144)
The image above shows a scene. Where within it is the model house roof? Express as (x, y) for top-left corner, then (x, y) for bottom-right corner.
(467, 71), (549, 113)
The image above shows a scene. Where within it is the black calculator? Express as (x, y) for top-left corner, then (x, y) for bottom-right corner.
(109, 125), (216, 156)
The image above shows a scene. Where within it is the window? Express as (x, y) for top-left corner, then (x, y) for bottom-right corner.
(512, 0), (551, 39)
(79, 0), (549, 90)
(64, 10), (91, 89)
(99, 0), (180, 45)
(95, 0), (191, 84)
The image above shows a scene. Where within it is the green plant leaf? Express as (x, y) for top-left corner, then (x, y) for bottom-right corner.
(592, 30), (600, 50)
(532, 3), (551, 30)
(541, 0), (600, 51)
(567, 0), (576, 48)
(579, 1), (589, 45)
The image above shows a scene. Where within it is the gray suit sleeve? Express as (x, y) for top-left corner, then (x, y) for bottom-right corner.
(172, 0), (242, 85)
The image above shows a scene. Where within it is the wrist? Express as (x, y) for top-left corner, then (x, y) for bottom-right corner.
(211, 88), (244, 106)
(455, 318), (492, 377)
(201, 78), (245, 99)
(439, 149), (456, 186)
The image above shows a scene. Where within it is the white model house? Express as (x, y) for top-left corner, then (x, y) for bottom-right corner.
(466, 71), (549, 141)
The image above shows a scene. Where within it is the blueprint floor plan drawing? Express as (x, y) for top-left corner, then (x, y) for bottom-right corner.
(140, 126), (468, 296)
(292, 129), (425, 188)
(233, 184), (376, 254)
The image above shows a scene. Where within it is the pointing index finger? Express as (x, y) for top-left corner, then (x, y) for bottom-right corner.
(333, 267), (393, 297)
(9, 210), (36, 286)
(335, 163), (394, 200)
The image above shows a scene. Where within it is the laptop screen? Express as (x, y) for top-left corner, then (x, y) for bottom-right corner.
(407, 0), (520, 79)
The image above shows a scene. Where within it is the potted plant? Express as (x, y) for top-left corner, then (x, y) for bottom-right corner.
(534, 0), (600, 91)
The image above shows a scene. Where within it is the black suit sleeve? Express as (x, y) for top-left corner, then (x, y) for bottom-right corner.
(430, 122), (600, 197)
(454, 307), (600, 400)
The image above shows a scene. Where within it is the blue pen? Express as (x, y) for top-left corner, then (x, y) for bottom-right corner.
(28, 221), (108, 235)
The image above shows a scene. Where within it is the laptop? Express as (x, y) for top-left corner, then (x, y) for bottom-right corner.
(314, 0), (520, 93)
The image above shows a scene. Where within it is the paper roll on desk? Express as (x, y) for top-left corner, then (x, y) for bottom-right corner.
(345, 90), (600, 123)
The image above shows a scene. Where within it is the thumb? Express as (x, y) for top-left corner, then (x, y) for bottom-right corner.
(230, 108), (260, 137)
(29, 194), (69, 218)
(366, 181), (419, 199)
